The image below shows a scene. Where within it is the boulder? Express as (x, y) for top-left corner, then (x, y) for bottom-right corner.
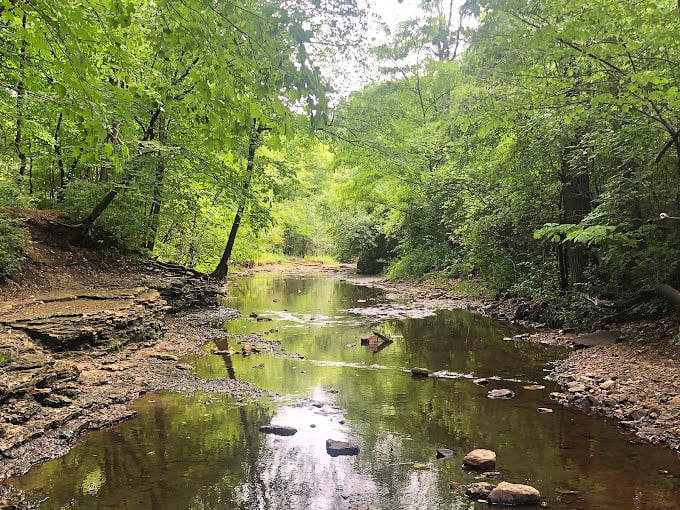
(326, 439), (359, 457)
(411, 367), (429, 377)
(258, 425), (297, 436)
(488, 481), (541, 506)
(462, 449), (496, 470)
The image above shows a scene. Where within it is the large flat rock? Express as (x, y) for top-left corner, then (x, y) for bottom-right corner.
(0, 287), (168, 349)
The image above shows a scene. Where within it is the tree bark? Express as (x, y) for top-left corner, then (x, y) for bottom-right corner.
(210, 119), (261, 280)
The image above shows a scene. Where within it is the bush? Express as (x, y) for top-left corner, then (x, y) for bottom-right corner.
(0, 213), (29, 279)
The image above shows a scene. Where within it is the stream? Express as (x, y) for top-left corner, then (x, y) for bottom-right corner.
(8, 273), (680, 509)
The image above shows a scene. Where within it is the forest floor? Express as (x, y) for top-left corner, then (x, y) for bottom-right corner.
(0, 210), (678, 505)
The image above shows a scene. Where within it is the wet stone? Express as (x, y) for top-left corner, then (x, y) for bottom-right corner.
(436, 448), (455, 458)
(326, 439), (360, 457)
(463, 449), (496, 470)
(153, 354), (178, 362)
(258, 425), (297, 436)
(411, 367), (429, 377)
(465, 482), (495, 501)
(487, 388), (515, 399)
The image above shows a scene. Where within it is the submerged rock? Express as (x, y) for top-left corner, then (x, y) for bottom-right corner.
(480, 471), (502, 479)
(488, 481), (541, 506)
(326, 439), (360, 456)
(258, 425), (297, 436)
(462, 449), (496, 470)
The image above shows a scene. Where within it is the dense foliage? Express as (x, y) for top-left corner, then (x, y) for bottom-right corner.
(2, 0), (679, 322)
(324, 0), (680, 323)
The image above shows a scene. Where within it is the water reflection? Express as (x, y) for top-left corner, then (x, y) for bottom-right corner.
(9, 274), (680, 510)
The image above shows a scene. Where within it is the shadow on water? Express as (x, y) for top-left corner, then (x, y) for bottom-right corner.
(9, 274), (680, 509)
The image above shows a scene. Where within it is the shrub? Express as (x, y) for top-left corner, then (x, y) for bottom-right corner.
(0, 213), (29, 279)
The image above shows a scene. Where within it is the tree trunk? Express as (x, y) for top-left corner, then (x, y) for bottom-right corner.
(14, 13), (27, 184)
(210, 119), (261, 280)
(78, 109), (162, 235)
(145, 114), (169, 252)
(76, 54), (197, 234)
(558, 137), (593, 291)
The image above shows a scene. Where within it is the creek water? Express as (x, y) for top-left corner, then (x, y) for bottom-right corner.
(9, 274), (680, 509)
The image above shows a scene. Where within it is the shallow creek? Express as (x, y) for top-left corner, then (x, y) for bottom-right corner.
(9, 274), (680, 509)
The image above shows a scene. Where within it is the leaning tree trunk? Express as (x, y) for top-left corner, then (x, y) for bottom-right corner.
(78, 107), (162, 236)
(211, 119), (261, 281)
